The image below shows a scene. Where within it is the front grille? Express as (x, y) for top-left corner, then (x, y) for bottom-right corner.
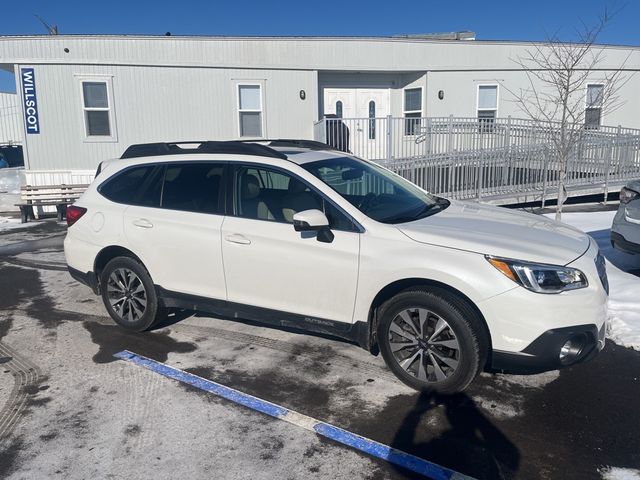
(595, 250), (609, 294)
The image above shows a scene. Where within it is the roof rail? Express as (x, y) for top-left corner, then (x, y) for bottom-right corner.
(261, 139), (337, 151)
(120, 141), (288, 160)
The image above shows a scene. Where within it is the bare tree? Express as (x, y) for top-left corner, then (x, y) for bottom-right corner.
(507, 8), (630, 220)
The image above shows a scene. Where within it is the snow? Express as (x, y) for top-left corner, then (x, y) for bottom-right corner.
(0, 167), (23, 195)
(545, 210), (640, 350)
(0, 167), (24, 213)
(0, 215), (38, 231)
(600, 467), (640, 480)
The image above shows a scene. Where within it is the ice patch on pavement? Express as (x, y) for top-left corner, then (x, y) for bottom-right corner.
(600, 466), (640, 480)
(473, 395), (520, 419)
(493, 370), (560, 389)
(545, 210), (640, 351)
(474, 371), (560, 419)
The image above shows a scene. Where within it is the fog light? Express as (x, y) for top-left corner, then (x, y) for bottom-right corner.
(559, 334), (587, 365)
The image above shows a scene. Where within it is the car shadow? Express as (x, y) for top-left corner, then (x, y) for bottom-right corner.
(148, 308), (197, 330)
(149, 308), (365, 349)
(587, 228), (640, 276)
(390, 392), (520, 480)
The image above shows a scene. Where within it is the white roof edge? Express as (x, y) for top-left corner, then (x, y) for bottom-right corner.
(0, 34), (637, 50)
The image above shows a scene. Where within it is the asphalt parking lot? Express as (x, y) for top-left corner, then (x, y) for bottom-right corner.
(0, 219), (639, 480)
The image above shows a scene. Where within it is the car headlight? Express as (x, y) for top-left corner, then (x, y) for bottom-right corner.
(620, 187), (639, 204)
(486, 256), (588, 294)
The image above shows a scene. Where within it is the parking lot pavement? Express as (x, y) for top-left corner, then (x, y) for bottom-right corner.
(0, 220), (639, 480)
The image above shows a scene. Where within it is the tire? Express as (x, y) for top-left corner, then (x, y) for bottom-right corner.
(99, 256), (164, 332)
(377, 287), (488, 394)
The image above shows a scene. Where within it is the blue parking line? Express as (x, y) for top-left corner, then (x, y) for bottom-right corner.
(314, 423), (455, 480)
(113, 350), (288, 418)
(114, 350), (473, 480)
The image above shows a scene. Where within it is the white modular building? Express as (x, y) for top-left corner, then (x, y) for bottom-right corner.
(0, 34), (639, 186)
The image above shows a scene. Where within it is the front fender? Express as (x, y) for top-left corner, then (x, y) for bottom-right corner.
(353, 235), (517, 324)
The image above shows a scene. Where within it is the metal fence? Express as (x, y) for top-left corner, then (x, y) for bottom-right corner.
(313, 115), (640, 161)
(313, 116), (640, 203)
(378, 137), (640, 204)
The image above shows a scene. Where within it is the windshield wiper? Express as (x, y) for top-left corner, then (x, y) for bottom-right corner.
(380, 198), (450, 224)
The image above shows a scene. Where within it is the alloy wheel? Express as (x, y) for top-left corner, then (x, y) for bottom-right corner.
(388, 308), (461, 383)
(106, 268), (148, 323)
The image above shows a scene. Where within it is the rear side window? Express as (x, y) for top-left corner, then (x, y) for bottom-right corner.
(99, 165), (162, 206)
(161, 162), (225, 214)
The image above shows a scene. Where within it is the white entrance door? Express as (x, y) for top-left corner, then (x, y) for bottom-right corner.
(323, 88), (390, 159)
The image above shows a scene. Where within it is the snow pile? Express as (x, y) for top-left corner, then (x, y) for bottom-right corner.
(0, 167), (24, 213)
(545, 210), (640, 350)
(0, 167), (24, 194)
(600, 466), (640, 480)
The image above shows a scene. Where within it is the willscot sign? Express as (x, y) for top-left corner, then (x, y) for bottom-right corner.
(20, 67), (40, 134)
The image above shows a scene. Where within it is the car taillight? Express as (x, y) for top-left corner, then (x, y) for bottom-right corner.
(66, 205), (87, 227)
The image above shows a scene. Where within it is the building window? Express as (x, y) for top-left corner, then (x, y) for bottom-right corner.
(238, 84), (263, 137)
(335, 101), (343, 118)
(403, 88), (422, 135)
(477, 85), (498, 132)
(82, 81), (112, 137)
(585, 84), (604, 129)
(368, 100), (376, 140)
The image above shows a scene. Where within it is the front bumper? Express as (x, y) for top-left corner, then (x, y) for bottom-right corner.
(491, 323), (606, 374)
(611, 203), (640, 254)
(478, 238), (608, 373)
(611, 231), (640, 255)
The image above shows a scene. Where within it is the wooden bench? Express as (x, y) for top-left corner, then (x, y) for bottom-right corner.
(15, 184), (89, 223)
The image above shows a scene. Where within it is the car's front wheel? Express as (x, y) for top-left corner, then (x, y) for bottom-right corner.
(100, 256), (164, 331)
(377, 287), (488, 393)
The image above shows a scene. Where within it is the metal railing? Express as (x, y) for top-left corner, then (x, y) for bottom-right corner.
(378, 137), (640, 203)
(313, 115), (640, 160)
(313, 116), (640, 203)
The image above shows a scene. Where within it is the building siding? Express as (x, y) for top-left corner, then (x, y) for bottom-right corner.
(425, 70), (640, 124)
(20, 64), (317, 170)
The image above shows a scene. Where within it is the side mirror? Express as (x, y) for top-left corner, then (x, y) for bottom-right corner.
(293, 209), (329, 231)
(293, 209), (334, 243)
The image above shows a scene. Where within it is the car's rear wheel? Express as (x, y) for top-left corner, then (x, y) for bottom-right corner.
(377, 288), (488, 393)
(100, 256), (163, 331)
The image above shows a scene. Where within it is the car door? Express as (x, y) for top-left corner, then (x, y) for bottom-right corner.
(221, 163), (360, 324)
(122, 161), (227, 300)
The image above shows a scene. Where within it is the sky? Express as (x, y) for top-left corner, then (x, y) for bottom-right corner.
(1, 0), (638, 92)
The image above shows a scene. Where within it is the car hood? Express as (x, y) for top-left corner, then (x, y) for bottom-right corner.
(396, 200), (591, 265)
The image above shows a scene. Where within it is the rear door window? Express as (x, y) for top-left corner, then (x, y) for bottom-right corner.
(99, 165), (162, 207)
(161, 162), (225, 215)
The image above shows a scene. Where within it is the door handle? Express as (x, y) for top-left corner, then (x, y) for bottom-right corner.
(225, 233), (251, 245)
(133, 219), (153, 229)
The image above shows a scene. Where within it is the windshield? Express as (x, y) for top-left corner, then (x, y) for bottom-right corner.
(302, 156), (448, 224)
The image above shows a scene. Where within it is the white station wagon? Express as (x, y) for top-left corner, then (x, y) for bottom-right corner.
(64, 140), (608, 393)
